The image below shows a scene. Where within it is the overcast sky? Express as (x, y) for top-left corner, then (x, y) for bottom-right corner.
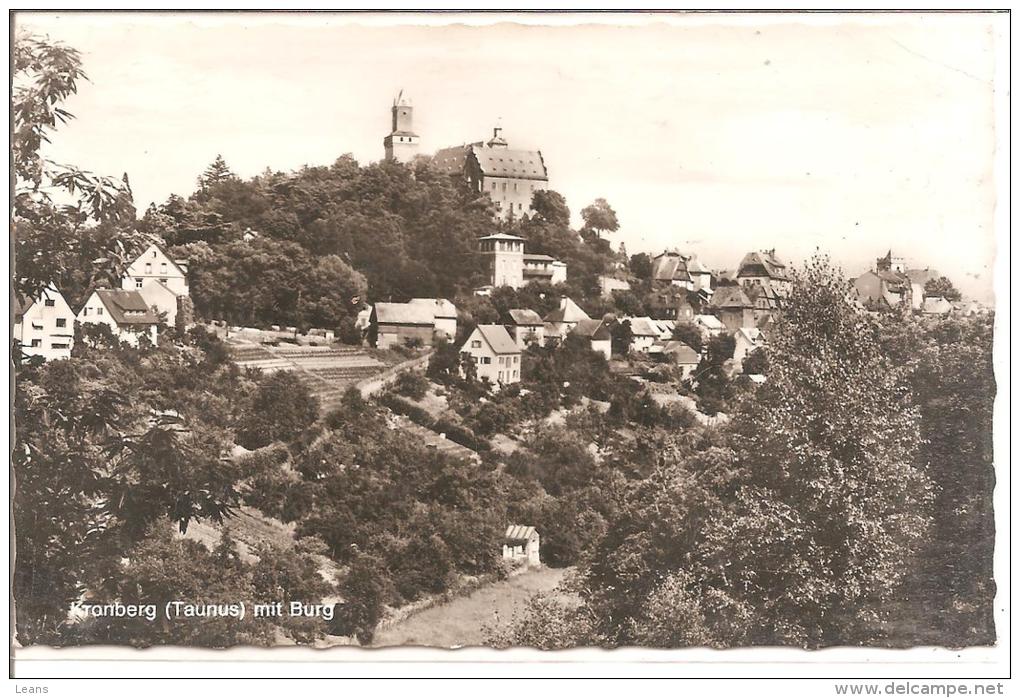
(18, 12), (1004, 301)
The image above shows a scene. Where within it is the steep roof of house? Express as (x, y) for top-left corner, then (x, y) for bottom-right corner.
(13, 293), (33, 316)
(736, 327), (764, 345)
(737, 251), (790, 281)
(544, 297), (591, 324)
(431, 145), (471, 174)
(712, 285), (754, 309)
(409, 298), (457, 319)
(129, 238), (189, 274)
(570, 319), (611, 341)
(507, 308), (544, 326)
(694, 314), (725, 330)
(662, 340), (700, 364)
(625, 316), (660, 337)
(905, 268), (940, 286)
(374, 302), (436, 326)
(475, 324), (520, 355)
(95, 289), (159, 325)
(471, 147), (548, 180)
(505, 525), (538, 542)
(651, 252), (692, 283)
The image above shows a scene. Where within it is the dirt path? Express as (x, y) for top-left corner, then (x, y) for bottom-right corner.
(372, 566), (573, 648)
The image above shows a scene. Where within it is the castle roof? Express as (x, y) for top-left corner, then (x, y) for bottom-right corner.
(433, 143), (547, 181)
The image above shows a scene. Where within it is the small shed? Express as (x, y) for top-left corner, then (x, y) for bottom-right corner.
(503, 525), (540, 568)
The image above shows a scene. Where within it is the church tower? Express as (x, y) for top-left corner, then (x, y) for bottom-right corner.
(383, 90), (420, 163)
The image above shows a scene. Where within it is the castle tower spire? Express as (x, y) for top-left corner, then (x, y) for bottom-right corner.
(383, 90), (420, 163)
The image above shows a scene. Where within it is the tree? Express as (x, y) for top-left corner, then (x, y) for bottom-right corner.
(238, 371), (319, 449)
(924, 276), (962, 302)
(629, 252), (652, 279)
(198, 154), (237, 189)
(13, 31), (138, 299)
(670, 321), (704, 354)
(580, 198), (620, 239)
(530, 190), (571, 228)
(610, 319), (634, 357)
(332, 553), (388, 644)
(717, 255), (933, 645)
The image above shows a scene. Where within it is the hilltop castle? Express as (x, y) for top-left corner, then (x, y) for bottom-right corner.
(382, 92), (549, 221)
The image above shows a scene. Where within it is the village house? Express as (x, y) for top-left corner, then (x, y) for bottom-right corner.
(77, 288), (160, 347)
(650, 286), (701, 322)
(693, 313), (726, 338)
(459, 324), (522, 387)
(661, 340), (701, 379)
(543, 297), (591, 344)
(523, 254), (568, 285)
(476, 233), (568, 291)
(598, 273), (632, 299)
(711, 285), (756, 331)
(505, 308), (545, 349)
(569, 318), (613, 360)
(921, 295), (954, 315)
(13, 284), (75, 361)
(623, 316), (675, 354)
(651, 250), (713, 294)
(736, 250), (793, 296)
(733, 326), (766, 365)
(502, 525), (540, 568)
(433, 126), (549, 220)
(905, 267), (941, 310)
(408, 298), (458, 338)
(852, 251), (915, 312)
(121, 242), (192, 327)
(370, 299), (456, 349)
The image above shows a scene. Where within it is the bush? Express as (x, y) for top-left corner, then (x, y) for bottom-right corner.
(434, 418), (490, 452)
(380, 393), (436, 429)
(393, 370), (429, 401)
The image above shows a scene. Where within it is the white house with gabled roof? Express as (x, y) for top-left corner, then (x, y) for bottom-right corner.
(77, 289), (159, 347)
(122, 242), (189, 295)
(459, 324), (522, 388)
(13, 284), (75, 361)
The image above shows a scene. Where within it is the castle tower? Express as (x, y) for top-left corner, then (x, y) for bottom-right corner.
(383, 90), (420, 163)
(478, 233), (525, 289)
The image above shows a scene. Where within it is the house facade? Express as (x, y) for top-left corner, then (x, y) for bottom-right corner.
(523, 254), (568, 285)
(733, 326), (766, 364)
(543, 297), (591, 344)
(651, 250), (713, 293)
(506, 308), (545, 349)
(502, 525), (540, 568)
(711, 285), (756, 330)
(736, 250), (792, 296)
(661, 340), (700, 379)
(13, 285), (75, 361)
(408, 298), (458, 339)
(371, 302), (442, 349)
(459, 324), (522, 387)
(122, 242), (189, 296)
(77, 289), (159, 347)
(569, 319), (612, 361)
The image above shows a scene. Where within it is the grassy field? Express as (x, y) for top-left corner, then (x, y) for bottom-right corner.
(372, 566), (573, 648)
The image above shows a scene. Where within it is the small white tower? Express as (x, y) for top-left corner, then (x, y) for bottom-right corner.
(478, 233), (526, 289)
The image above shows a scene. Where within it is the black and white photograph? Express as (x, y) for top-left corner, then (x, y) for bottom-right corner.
(8, 9), (1009, 686)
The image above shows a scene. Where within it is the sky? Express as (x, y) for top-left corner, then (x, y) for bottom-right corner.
(16, 12), (1005, 302)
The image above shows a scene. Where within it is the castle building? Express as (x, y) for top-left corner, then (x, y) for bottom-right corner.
(433, 127), (549, 220)
(383, 91), (420, 164)
(478, 232), (526, 289)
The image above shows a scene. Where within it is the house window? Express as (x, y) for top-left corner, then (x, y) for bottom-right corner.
(471, 340), (482, 349)
(513, 356), (519, 364)
(52, 342), (68, 349)
(55, 318), (67, 328)
(160, 262), (167, 273)
(145, 263), (152, 273)
(160, 278), (168, 283)
(152, 251), (157, 258)
(481, 357), (491, 365)
(83, 308), (90, 316)
(135, 278), (143, 289)
(44, 299), (55, 307)
(30, 339), (41, 347)
(97, 307), (103, 316)
(491, 181), (496, 191)
(498, 371), (504, 381)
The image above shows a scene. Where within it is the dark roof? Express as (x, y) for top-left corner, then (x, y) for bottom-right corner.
(524, 253), (556, 263)
(570, 319), (611, 342)
(712, 285), (753, 309)
(432, 144), (548, 181)
(95, 289), (159, 325)
(507, 309), (543, 326)
(13, 294), (33, 316)
(471, 147), (547, 180)
(474, 324), (520, 355)
(651, 252), (691, 283)
(544, 298), (590, 324)
(737, 251), (790, 281)
(905, 268), (940, 285)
